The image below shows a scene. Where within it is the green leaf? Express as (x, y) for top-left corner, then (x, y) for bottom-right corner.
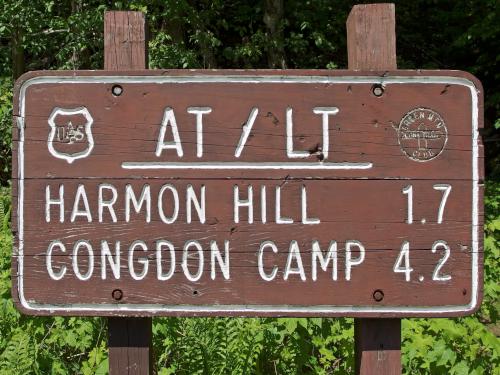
(451, 361), (470, 375)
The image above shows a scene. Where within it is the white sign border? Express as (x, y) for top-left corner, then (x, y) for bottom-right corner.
(16, 74), (480, 315)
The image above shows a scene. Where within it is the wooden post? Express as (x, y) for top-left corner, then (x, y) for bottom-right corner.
(354, 318), (401, 375)
(104, 11), (153, 375)
(108, 318), (153, 374)
(347, 4), (397, 71)
(347, 4), (401, 375)
(104, 11), (148, 70)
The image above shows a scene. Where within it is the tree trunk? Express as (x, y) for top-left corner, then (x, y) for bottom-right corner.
(69, 0), (83, 69)
(162, 5), (184, 46)
(263, 0), (286, 69)
(12, 27), (25, 80)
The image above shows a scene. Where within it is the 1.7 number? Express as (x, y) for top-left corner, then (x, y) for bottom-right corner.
(402, 184), (452, 224)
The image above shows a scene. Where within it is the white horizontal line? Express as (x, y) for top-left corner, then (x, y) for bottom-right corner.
(121, 162), (373, 170)
(20, 75), (478, 87)
(20, 302), (475, 314)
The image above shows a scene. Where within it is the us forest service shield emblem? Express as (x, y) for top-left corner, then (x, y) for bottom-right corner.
(397, 107), (448, 162)
(47, 107), (94, 163)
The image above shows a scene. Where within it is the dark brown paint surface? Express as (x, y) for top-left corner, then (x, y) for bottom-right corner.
(12, 70), (483, 316)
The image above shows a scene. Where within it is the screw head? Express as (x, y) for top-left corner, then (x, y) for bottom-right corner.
(112, 289), (123, 301)
(112, 84), (123, 96)
(373, 289), (384, 302)
(372, 84), (384, 97)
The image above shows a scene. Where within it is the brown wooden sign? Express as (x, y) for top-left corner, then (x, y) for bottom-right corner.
(12, 70), (483, 317)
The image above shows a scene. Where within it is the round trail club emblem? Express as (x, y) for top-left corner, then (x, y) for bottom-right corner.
(397, 107), (447, 162)
(47, 107), (94, 163)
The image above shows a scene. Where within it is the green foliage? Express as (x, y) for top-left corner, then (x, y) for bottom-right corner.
(153, 317), (354, 374)
(0, 1), (498, 373)
(484, 182), (500, 325)
(402, 318), (499, 374)
(0, 79), (12, 185)
(0, 0), (498, 183)
(0, 0), (105, 74)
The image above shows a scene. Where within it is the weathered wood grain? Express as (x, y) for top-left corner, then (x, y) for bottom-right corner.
(18, 180), (476, 308)
(108, 317), (153, 375)
(347, 4), (397, 71)
(104, 12), (147, 71)
(355, 318), (401, 375)
(104, 10), (152, 375)
(348, 4), (400, 374)
(12, 68), (483, 317)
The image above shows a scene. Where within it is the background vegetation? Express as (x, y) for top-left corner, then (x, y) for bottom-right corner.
(0, 0), (498, 374)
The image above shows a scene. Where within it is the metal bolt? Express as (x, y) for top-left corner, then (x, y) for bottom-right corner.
(112, 289), (123, 301)
(462, 288), (467, 296)
(372, 84), (384, 97)
(373, 289), (384, 302)
(112, 84), (123, 96)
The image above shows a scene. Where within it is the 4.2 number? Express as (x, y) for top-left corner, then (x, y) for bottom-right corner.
(393, 240), (451, 282)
